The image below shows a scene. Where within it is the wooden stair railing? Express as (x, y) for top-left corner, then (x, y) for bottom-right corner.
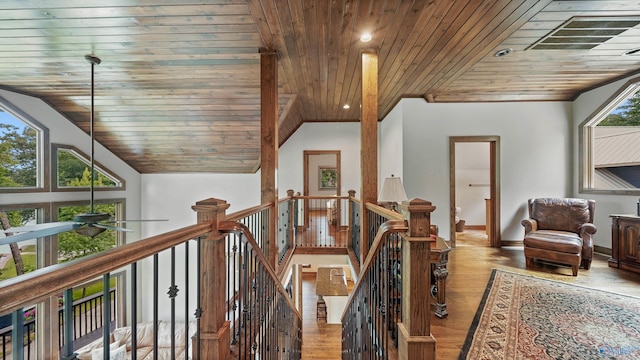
(341, 199), (438, 360)
(219, 220), (302, 360)
(341, 219), (407, 360)
(0, 197), (302, 360)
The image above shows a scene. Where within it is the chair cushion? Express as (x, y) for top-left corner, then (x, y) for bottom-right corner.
(524, 230), (582, 254)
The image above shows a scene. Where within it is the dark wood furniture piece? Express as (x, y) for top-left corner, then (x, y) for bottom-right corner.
(609, 214), (640, 274)
(430, 237), (451, 319)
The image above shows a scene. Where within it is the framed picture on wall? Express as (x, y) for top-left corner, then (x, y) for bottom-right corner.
(319, 167), (338, 190)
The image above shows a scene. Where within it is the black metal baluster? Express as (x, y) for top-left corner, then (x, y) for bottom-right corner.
(131, 262), (138, 360)
(184, 241), (189, 355)
(153, 254), (158, 360)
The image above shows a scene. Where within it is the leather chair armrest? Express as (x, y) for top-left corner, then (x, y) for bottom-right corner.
(579, 223), (597, 235)
(579, 223), (596, 262)
(521, 219), (537, 234)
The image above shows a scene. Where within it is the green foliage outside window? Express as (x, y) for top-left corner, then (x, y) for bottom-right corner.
(0, 123), (37, 187)
(57, 150), (116, 187)
(598, 93), (640, 126)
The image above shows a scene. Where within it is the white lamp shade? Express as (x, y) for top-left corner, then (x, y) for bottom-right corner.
(378, 175), (408, 203)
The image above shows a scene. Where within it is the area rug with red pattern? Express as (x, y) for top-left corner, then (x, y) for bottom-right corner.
(459, 269), (640, 359)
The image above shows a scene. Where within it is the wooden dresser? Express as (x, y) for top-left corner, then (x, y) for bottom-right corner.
(609, 214), (640, 274)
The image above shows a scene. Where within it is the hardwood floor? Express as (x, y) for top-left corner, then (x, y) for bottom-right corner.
(299, 230), (640, 359)
(301, 272), (352, 359)
(432, 230), (640, 359)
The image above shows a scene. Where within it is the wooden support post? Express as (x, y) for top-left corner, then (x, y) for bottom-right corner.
(261, 49), (278, 268)
(347, 189), (356, 252)
(287, 189), (295, 253)
(397, 198), (437, 360)
(192, 198), (231, 360)
(360, 51), (378, 265)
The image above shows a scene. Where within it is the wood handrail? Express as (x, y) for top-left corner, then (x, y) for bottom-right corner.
(291, 195), (350, 201)
(365, 202), (403, 221)
(225, 202), (272, 222)
(219, 220), (302, 321)
(341, 219), (408, 320)
(0, 222), (212, 316)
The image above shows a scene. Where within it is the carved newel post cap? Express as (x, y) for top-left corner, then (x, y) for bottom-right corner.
(287, 189), (295, 197)
(191, 198), (230, 212)
(398, 198), (436, 214)
(399, 198), (436, 238)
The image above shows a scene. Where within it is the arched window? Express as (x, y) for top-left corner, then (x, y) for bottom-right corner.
(52, 144), (124, 191)
(580, 77), (640, 194)
(0, 99), (49, 192)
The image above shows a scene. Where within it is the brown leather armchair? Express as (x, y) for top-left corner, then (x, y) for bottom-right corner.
(521, 198), (596, 276)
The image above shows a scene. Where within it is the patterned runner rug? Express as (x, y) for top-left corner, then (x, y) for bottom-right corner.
(459, 269), (640, 359)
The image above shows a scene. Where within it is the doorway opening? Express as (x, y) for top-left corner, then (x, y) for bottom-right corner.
(302, 150), (341, 232)
(449, 137), (500, 247)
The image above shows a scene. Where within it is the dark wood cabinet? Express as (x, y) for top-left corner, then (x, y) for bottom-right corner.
(609, 214), (640, 274)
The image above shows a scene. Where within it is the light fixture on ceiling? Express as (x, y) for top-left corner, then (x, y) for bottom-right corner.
(343, 104), (350, 109)
(378, 174), (408, 212)
(494, 48), (513, 57)
(360, 33), (372, 42)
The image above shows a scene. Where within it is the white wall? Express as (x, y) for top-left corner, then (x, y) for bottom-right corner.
(379, 103), (404, 186)
(139, 172), (261, 321)
(140, 173), (261, 236)
(389, 99), (573, 241)
(573, 73), (640, 248)
(278, 122), (361, 197)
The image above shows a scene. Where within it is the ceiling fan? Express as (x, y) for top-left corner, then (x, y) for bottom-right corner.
(1, 55), (155, 245)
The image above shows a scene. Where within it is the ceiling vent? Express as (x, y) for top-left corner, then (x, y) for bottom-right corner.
(529, 17), (640, 50)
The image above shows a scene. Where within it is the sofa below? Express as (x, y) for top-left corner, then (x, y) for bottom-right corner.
(76, 321), (196, 360)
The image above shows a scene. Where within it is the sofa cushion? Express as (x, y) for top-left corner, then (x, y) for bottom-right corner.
(531, 198), (591, 234)
(524, 230), (582, 254)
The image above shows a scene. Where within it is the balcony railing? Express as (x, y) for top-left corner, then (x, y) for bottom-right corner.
(342, 199), (438, 359)
(0, 194), (435, 359)
(0, 197), (301, 360)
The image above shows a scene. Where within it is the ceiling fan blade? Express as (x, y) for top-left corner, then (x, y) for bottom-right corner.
(93, 223), (133, 232)
(107, 219), (169, 224)
(0, 223), (79, 245)
(2, 222), (78, 234)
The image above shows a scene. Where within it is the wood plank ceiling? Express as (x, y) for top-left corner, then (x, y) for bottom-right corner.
(0, 1), (639, 173)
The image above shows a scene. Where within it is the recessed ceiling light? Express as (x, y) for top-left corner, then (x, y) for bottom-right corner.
(494, 48), (513, 57)
(360, 33), (372, 42)
(623, 47), (640, 56)
(343, 104), (350, 109)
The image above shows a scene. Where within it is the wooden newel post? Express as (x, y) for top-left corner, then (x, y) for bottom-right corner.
(347, 189), (356, 253)
(397, 198), (437, 360)
(192, 198), (231, 360)
(287, 189), (296, 254)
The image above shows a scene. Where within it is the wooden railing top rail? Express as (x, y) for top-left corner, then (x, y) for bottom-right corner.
(365, 202), (403, 221)
(219, 220), (302, 321)
(0, 222), (212, 317)
(225, 202), (273, 222)
(341, 219), (408, 320)
(291, 195), (349, 200)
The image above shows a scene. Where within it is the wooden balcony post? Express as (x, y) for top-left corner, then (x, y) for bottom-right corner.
(287, 189), (295, 251)
(261, 48), (278, 268)
(360, 50), (378, 265)
(397, 198), (437, 359)
(192, 198), (231, 360)
(347, 189), (356, 252)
